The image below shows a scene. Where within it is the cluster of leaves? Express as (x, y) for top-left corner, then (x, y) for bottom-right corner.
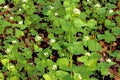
(0, 0), (120, 80)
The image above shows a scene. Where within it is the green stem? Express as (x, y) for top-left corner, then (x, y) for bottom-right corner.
(68, 31), (72, 67)
(68, 30), (73, 77)
(110, 42), (112, 52)
(102, 75), (105, 80)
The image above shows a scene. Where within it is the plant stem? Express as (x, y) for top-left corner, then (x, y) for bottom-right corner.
(68, 30), (73, 77)
(110, 42), (112, 52)
(102, 75), (105, 80)
(68, 31), (72, 67)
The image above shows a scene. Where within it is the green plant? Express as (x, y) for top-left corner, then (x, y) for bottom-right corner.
(0, 0), (120, 80)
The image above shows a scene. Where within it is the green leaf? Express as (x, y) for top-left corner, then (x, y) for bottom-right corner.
(37, 0), (44, 4)
(23, 48), (32, 59)
(53, 28), (64, 34)
(43, 74), (52, 80)
(88, 40), (102, 51)
(53, 20), (60, 27)
(105, 19), (116, 29)
(0, 20), (10, 34)
(63, 1), (71, 7)
(31, 14), (41, 23)
(0, 26), (5, 34)
(79, 12), (87, 20)
(59, 18), (70, 31)
(57, 58), (69, 69)
(74, 73), (82, 80)
(109, 0), (118, 3)
(72, 0), (79, 2)
(112, 27), (120, 36)
(77, 56), (88, 63)
(52, 43), (61, 50)
(0, 0), (5, 5)
(97, 31), (116, 43)
(85, 59), (98, 71)
(89, 52), (101, 59)
(7, 76), (19, 80)
(68, 42), (84, 55)
(77, 65), (92, 79)
(97, 62), (110, 76)
(87, 19), (97, 29)
(56, 70), (69, 79)
(74, 18), (86, 28)
(1, 59), (9, 66)
(99, 7), (106, 15)
(106, 3), (116, 9)
(24, 16), (31, 25)
(34, 44), (43, 52)
(115, 16), (120, 26)
(110, 51), (120, 60)
(6, 28), (13, 34)
(46, 59), (54, 66)
(104, 31), (116, 43)
(0, 73), (4, 80)
(7, 64), (16, 71)
(89, 78), (98, 80)
(15, 29), (24, 37)
(97, 34), (104, 40)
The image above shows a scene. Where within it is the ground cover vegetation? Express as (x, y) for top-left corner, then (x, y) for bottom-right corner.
(0, 0), (120, 80)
